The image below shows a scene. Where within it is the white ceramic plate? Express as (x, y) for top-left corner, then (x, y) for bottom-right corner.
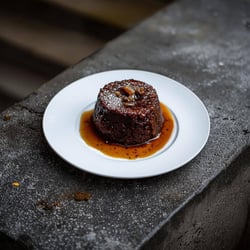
(43, 70), (210, 179)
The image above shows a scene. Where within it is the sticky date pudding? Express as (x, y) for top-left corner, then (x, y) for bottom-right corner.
(92, 79), (164, 146)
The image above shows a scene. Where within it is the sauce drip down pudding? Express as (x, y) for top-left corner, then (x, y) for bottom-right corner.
(92, 79), (164, 146)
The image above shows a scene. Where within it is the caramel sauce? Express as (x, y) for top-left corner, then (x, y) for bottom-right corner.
(79, 103), (174, 159)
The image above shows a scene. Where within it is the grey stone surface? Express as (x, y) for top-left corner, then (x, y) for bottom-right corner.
(0, 0), (250, 249)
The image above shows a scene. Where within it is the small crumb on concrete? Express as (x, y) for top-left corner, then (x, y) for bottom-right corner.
(74, 192), (92, 201)
(3, 114), (11, 121)
(12, 182), (20, 187)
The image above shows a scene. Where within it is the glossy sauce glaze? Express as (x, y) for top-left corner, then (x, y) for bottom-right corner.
(79, 103), (174, 159)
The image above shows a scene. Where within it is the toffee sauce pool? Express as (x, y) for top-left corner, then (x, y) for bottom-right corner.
(80, 103), (174, 159)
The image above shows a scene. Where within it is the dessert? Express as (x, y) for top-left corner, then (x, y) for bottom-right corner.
(92, 79), (164, 146)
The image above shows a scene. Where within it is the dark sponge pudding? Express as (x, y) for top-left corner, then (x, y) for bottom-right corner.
(92, 79), (164, 146)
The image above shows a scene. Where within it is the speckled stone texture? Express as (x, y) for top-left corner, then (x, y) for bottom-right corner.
(0, 0), (250, 249)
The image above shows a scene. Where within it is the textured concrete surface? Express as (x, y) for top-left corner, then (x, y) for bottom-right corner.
(0, 0), (250, 249)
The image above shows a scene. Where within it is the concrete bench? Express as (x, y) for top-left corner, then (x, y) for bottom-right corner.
(0, 0), (249, 249)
